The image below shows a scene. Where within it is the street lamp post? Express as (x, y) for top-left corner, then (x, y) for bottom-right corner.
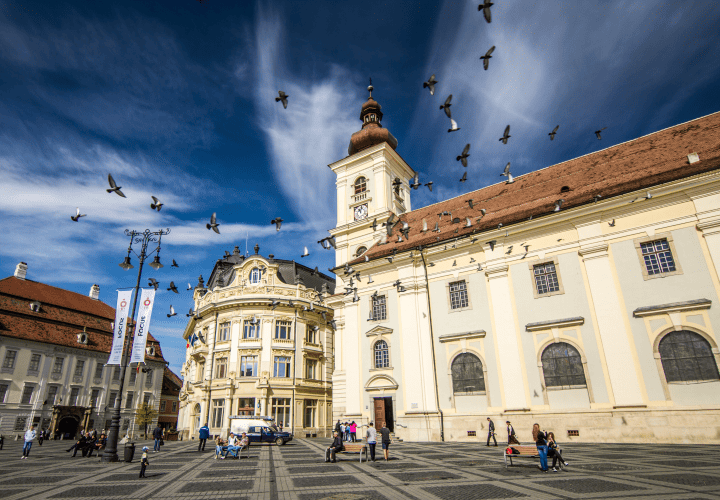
(102, 228), (169, 463)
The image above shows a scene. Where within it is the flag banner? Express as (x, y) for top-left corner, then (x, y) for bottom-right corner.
(129, 288), (156, 364)
(107, 290), (133, 365)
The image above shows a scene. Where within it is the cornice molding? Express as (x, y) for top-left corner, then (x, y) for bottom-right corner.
(439, 330), (486, 343)
(525, 317), (584, 332)
(633, 299), (711, 317)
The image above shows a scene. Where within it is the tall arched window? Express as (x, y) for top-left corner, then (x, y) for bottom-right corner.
(374, 340), (389, 368)
(659, 331), (720, 383)
(451, 353), (485, 393)
(249, 268), (261, 284)
(541, 342), (586, 388)
(354, 177), (367, 195)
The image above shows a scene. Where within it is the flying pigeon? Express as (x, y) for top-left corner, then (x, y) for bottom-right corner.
(452, 260), (457, 267)
(479, 0), (493, 23)
(148, 278), (159, 290)
(424, 181), (434, 192)
(501, 162), (514, 184)
(549, 125), (559, 141)
(448, 118), (461, 133)
(608, 219), (616, 227)
(270, 300), (280, 310)
(487, 240), (496, 251)
(410, 173), (420, 189)
(434, 222), (440, 233)
(470, 257), (476, 263)
(595, 127), (607, 140)
(329, 320), (337, 330)
(480, 208), (486, 216)
(167, 305), (176, 318)
(271, 218), (283, 231)
(106, 174), (126, 198)
(70, 207), (87, 222)
(554, 199), (564, 212)
(370, 218), (378, 231)
(206, 212), (220, 234)
(150, 196), (163, 211)
(318, 236), (336, 249)
(171, 259), (179, 268)
(480, 45), (495, 70)
(367, 275), (374, 284)
(187, 283), (193, 290)
(167, 281), (179, 294)
(423, 74), (438, 95)
(440, 95), (453, 118)
(392, 279), (401, 288)
(311, 266), (318, 276)
(465, 217), (472, 227)
(276, 91), (289, 109)
(457, 144), (470, 167)
(422, 219), (428, 232)
(186, 308), (196, 317)
(459, 172), (467, 182)
(466, 199), (474, 209)
(593, 194), (602, 203)
(630, 192), (652, 203)
(499, 125), (511, 144)
(301, 246), (309, 257)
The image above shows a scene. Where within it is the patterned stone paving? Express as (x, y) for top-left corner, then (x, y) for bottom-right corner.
(1, 438), (720, 499)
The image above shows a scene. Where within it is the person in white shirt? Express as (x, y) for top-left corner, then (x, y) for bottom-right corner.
(366, 422), (377, 462)
(221, 433), (240, 459)
(22, 426), (36, 459)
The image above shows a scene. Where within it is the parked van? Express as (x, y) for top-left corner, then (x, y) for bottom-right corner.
(229, 416), (293, 446)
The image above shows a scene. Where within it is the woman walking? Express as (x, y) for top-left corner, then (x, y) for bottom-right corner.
(547, 432), (569, 471)
(532, 423), (549, 472)
(350, 421), (357, 442)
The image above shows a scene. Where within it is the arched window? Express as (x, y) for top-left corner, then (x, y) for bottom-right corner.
(451, 353), (485, 393)
(374, 340), (389, 368)
(541, 342), (586, 388)
(659, 331), (720, 383)
(356, 246), (367, 257)
(354, 177), (367, 195)
(249, 268), (261, 284)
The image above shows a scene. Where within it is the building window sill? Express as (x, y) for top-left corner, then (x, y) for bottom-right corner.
(0, 367), (15, 374)
(453, 391), (486, 396)
(26, 370), (40, 377)
(546, 385), (587, 391)
(370, 366), (393, 372)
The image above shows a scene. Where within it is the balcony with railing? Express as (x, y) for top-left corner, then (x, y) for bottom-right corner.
(352, 191), (369, 203)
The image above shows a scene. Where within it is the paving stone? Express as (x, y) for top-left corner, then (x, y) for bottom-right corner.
(537, 478), (646, 493)
(179, 479), (254, 493)
(292, 475), (363, 488)
(49, 485), (146, 497)
(636, 473), (720, 487)
(288, 465), (344, 473)
(366, 461), (423, 470)
(424, 484), (528, 499)
(297, 492), (390, 500)
(389, 470), (462, 482)
(0, 475), (67, 485)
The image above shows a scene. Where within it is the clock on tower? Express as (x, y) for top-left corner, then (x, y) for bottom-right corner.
(354, 204), (368, 221)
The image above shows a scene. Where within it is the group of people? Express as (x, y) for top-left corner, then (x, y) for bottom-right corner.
(488, 418), (569, 472)
(334, 420), (358, 442)
(66, 429), (107, 458)
(326, 421), (392, 463)
(214, 432), (250, 459)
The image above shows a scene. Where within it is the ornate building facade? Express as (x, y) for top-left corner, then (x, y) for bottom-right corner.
(328, 86), (720, 444)
(0, 263), (167, 439)
(177, 246), (336, 439)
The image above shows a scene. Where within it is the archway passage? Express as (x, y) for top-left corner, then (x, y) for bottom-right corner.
(57, 417), (79, 439)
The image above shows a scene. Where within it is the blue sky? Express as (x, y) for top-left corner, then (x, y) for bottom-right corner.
(2, 0), (720, 376)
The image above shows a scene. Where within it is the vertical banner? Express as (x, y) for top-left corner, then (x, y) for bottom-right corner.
(130, 288), (156, 364)
(107, 290), (133, 365)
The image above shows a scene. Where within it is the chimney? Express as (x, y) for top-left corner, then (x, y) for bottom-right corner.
(14, 262), (28, 280)
(89, 284), (100, 300)
(688, 152), (700, 164)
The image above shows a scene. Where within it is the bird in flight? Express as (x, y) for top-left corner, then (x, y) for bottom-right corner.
(480, 46), (495, 70)
(167, 305), (176, 318)
(70, 207), (86, 222)
(206, 213), (220, 234)
(466, 199), (474, 209)
(608, 219), (616, 227)
(270, 300), (280, 311)
(499, 125), (511, 144)
(171, 259), (179, 268)
(440, 95), (453, 118)
(423, 74), (438, 95)
(271, 217), (283, 231)
(106, 174), (126, 198)
(150, 196), (163, 211)
(148, 278), (159, 290)
(448, 118), (461, 133)
(410, 173), (420, 190)
(595, 127), (607, 140)
(301, 246), (309, 258)
(487, 240), (497, 251)
(318, 236), (336, 249)
(554, 199), (564, 212)
(549, 125), (559, 141)
(167, 281), (179, 294)
(186, 308), (196, 318)
(630, 192), (652, 203)
(459, 172), (467, 183)
(457, 144), (470, 167)
(593, 194), (602, 203)
(424, 181), (434, 192)
(187, 283), (193, 291)
(276, 91), (289, 109)
(370, 218), (378, 231)
(501, 162), (514, 184)
(479, 0), (493, 23)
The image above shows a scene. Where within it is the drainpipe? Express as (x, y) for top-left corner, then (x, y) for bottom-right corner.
(291, 308), (298, 436)
(419, 249), (445, 441)
(205, 311), (219, 427)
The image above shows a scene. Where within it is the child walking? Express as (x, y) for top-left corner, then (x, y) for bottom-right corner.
(139, 446), (149, 478)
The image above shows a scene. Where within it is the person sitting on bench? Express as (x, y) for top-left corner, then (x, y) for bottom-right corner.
(325, 431), (344, 463)
(66, 433), (88, 457)
(221, 433), (240, 459)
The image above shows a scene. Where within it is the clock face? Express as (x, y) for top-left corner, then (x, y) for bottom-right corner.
(354, 204), (368, 221)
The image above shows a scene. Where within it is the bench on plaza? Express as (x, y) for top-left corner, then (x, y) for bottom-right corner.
(503, 445), (563, 469)
(337, 443), (368, 463)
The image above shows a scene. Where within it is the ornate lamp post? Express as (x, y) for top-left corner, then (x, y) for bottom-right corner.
(102, 228), (169, 463)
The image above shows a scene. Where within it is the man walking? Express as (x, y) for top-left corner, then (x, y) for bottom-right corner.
(22, 425), (36, 459)
(198, 423), (210, 452)
(325, 431), (344, 463)
(366, 422), (377, 462)
(153, 424), (163, 452)
(380, 422), (391, 461)
(507, 420), (520, 445)
(486, 417), (497, 446)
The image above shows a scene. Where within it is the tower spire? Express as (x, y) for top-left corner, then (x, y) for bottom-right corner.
(368, 77), (373, 98)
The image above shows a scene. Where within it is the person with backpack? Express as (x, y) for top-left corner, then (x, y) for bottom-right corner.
(486, 418), (497, 446)
(532, 423), (549, 472)
(547, 432), (569, 471)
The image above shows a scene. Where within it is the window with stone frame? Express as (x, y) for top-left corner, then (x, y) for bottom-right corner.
(172, 401), (177, 412)
(143, 392), (151, 405)
(273, 356), (291, 378)
(275, 320), (291, 339)
(305, 359), (318, 380)
(272, 398), (290, 428)
(144, 368), (153, 387)
(20, 384), (34, 404)
(659, 331), (720, 383)
(125, 391), (134, 409)
(218, 322), (231, 342)
(640, 239), (677, 275)
(354, 177), (367, 194)
(249, 268), (261, 284)
(14, 416), (27, 431)
(374, 340), (390, 369)
(371, 294), (387, 321)
(448, 281), (469, 309)
(451, 353), (486, 394)
(129, 367), (137, 385)
(305, 325), (317, 344)
(112, 366), (120, 380)
(214, 358), (228, 379)
(74, 359), (85, 378)
(47, 385), (59, 405)
(69, 387), (80, 406)
(237, 397), (254, 415)
(239, 355), (258, 377)
(108, 392), (117, 409)
(303, 399), (317, 428)
(243, 320), (259, 339)
(541, 342), (587, 388)
(160, 400), (166, 412)
(2, 350), (17, 371)
(0, 383), (9, 403)
(211, 399), (224, 428)
(90, 389), (100, 407)
(533, 262), (560, 295)
(94, 362), (104, 380)
(52, 357), (65, 375)
(28, 353), (42, 374)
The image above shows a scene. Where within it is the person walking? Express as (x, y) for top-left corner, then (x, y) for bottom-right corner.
(506, 420), (520, 445)
(380, 422), (391, 461)
(22, 425), (36, 459)
(350, 421), (357, 442)
(198, 423), (210, 452)
(325, 431), (344, 463)
(153, 424), (163, 452)
(547, 432), (569, 471)
(139, 446), (149, 478)
(532, 423), (549, 472)
(366, 422), (377, 462)
(339, 422), (346, 442)
(486, 418), (497, 446)
(37, 428), (44, 446)
(335, 420), (341, 435)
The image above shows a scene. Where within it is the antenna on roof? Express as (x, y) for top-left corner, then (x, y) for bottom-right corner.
(245, 231), (249, 257)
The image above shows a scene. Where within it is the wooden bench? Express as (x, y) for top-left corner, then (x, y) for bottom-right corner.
(337, 443), (368, 463)
(503, 445), (563, 469)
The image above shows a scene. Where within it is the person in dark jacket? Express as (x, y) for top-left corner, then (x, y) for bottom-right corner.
(325, 431), (344, 463)
(532, 423), (549, 472)
(506, 421), (520, 445)
(153, 425), (163, 452)
(67, 433), (87, 457)
(82, 433), (97, 457)
(335, 420), (341, 435)
(547, 432), (569, 471)
(486, 418), (497, 446)
(198, 424), (210, 452)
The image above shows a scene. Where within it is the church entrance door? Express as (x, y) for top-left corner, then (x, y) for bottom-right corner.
(373, 397), (394, 432)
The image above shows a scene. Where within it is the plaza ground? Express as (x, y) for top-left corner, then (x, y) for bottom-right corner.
(1, 438), (720, 499)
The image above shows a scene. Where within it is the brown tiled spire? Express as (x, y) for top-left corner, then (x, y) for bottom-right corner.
(348, 80), (398, 156)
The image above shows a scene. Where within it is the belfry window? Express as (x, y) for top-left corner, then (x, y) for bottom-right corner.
(354, 177), (367, 194)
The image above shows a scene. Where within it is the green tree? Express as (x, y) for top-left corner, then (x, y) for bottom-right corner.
(135, 403), (158, 439)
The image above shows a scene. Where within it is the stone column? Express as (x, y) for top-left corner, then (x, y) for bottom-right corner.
(578, 244), (644, 406)
(343, 302), (362, 416)
(697, 219), (720, 280)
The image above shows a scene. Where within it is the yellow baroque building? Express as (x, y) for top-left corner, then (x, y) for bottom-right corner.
(327, 86), (720, 444)
(178, 245), (336, 439)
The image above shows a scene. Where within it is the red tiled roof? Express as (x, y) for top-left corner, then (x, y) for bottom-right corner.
(163, 366), (183, 388)
(353, 111), (720, 264)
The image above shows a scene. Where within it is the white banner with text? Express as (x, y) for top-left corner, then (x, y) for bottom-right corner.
(129, 288), (156, 364)
(107, 290), (133, 365)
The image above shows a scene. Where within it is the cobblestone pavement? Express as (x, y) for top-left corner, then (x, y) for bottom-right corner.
(1, 438), (720, 499)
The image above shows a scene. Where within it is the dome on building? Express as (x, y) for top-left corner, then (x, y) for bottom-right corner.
(348, 83), (398, 156)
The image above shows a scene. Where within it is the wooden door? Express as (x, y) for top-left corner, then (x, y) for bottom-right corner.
(373, 398), (385, 426)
